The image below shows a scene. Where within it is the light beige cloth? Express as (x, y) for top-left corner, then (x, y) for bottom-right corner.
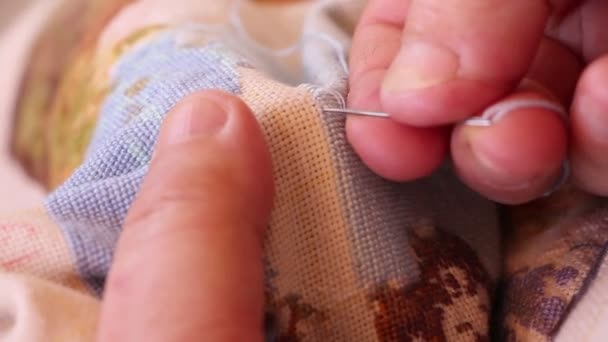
(2, 1), (608, 341)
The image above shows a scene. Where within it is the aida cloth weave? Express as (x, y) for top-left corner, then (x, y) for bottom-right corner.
(3, 0), (608, 341)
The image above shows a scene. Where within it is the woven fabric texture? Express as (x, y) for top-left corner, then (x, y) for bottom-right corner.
(2, 0), (608, 341)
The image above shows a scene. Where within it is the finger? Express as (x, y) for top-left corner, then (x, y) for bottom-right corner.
(578, 0), (608, 61)
(381, 0), (551, 126)
(348, 0), (408, 111)
(526, 37), (582, 105)
(346, 116), (449, 181)
(452, 87), (568, 204)
(450, 36), (581, 204)
(347, 0), (449, 181)
(570, 55), (608, 195)
(547, 0), (608, 62)
(97, 91), (274, 342)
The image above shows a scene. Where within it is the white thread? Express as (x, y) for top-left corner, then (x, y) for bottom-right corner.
(313, 87), (347, 109)
(229, 0), (349, 74)
(483, 98), (568, 122)
(465, 98), (568, 127)
(169, 0), (352, 114)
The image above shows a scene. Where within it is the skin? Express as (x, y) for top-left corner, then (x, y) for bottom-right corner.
(97, 1), (608, 340)
(347, 0), (608, 204)
(97, 91), (274, 342)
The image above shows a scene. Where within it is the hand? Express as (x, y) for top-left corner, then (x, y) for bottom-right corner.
(96, 91), (274, 342)
(347, 0), (608, 204)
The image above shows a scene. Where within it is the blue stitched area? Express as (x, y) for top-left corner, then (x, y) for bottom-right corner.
(46, 29), (245, 293)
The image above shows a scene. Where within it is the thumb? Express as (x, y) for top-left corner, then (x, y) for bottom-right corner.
(97, 90), (274, 342)
(381, 0), (551, 125)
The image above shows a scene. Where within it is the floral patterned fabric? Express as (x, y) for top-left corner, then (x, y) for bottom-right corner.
(4, 0), (608, 341)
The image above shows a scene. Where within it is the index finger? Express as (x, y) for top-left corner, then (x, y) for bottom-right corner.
(346, 0), (451, 182)
(348, 0), (409, 111)
(349, 0), (551, 125)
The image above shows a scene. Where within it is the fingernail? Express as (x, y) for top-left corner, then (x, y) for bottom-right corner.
(382, 40), (459, 92)
(166, 97), (228, 145)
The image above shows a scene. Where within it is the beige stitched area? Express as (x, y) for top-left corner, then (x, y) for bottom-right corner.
(239, 66), (378, 341)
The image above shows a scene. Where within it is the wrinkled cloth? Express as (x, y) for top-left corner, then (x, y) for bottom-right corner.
(4, 0), (608, 341)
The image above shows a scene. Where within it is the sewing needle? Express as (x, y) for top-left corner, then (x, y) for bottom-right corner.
(322, 108), (391, 118)
(324, 108), (494, 127)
